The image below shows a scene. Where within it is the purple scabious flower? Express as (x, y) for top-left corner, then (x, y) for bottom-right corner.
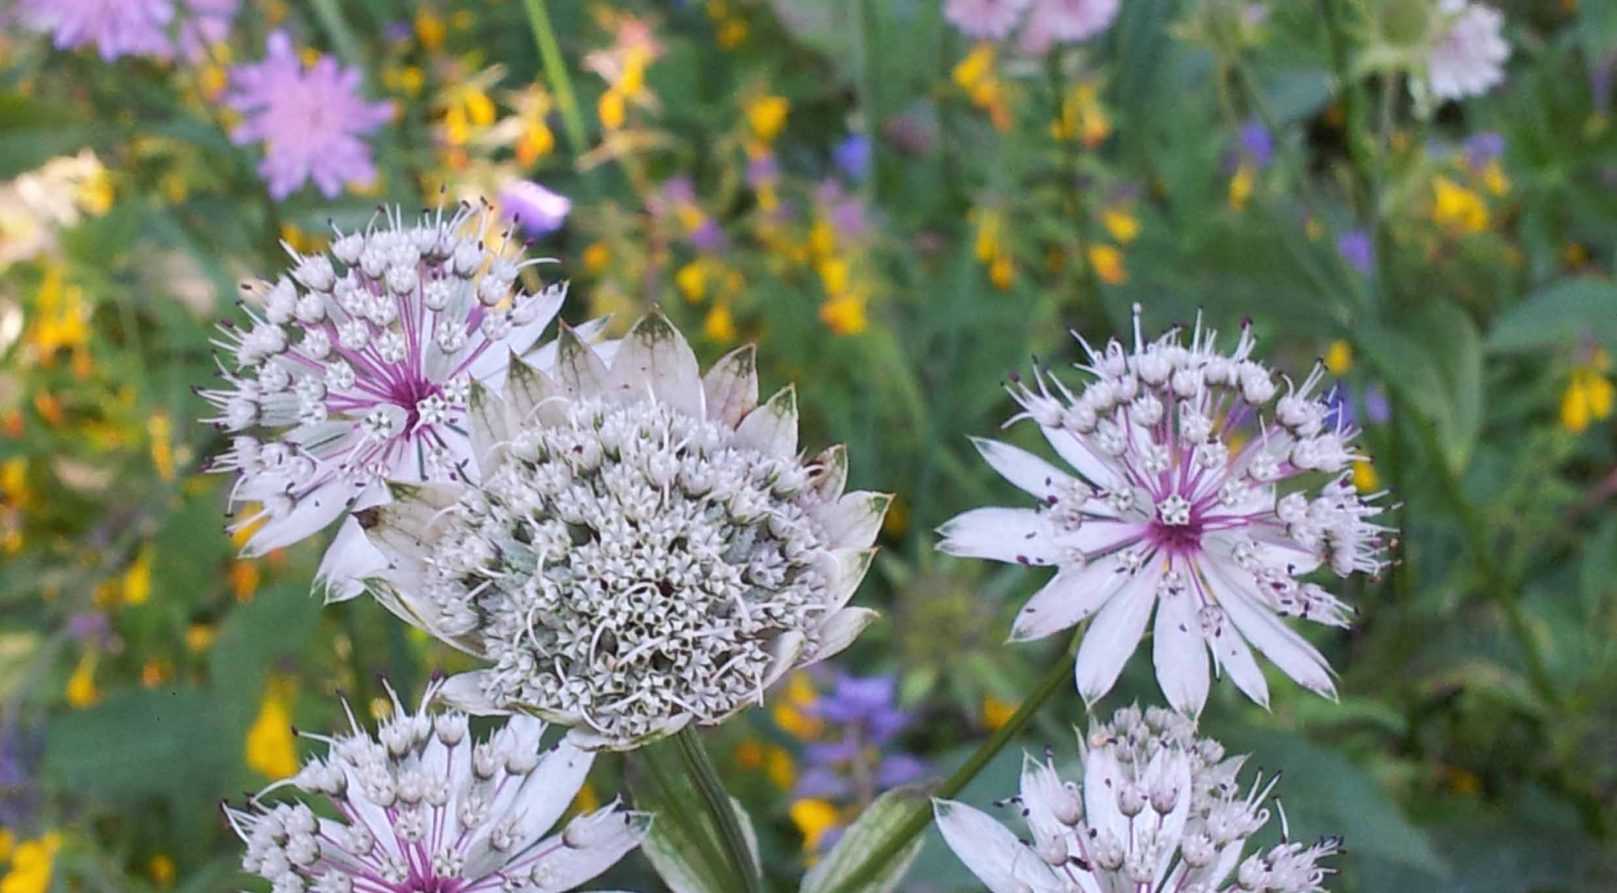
(226, 31), (394, 200)
(499, 180), (572, 237)
(1336, 229), (1374, 275)
(175, 0), (239, 61)
(792, 672), (928, 850)
(20, 0), (174, 61)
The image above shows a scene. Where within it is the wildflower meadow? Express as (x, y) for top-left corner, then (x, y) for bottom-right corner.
(4, 0), (1617, 891)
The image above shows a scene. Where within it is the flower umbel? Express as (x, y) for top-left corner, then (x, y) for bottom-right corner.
(940, 306), (1391, 714)
(223, 681), (649, 893)
(934, 705), (1341, 893)
(199, 202), (573, 590)
(1426, 0), (1509, 102)
(359, 312), (889, 749)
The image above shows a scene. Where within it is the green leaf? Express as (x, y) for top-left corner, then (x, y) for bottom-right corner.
(1210, 725), (1449, 878)
(801, 786), (929, 893)
(209, 584), (322, 727)
(0, 94), (95, 178)
(1487, 277), (1617, 353)
(629, 738), (759, 893)
(1357, 302), (1484, 470)
(44, 686), (234, 804)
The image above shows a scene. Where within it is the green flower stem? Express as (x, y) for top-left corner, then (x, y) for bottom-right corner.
(825, 629), (1082, 893)
(521, 0), (589, 160)
(674, 726), (763, 893)
(308, 0), (364, 68)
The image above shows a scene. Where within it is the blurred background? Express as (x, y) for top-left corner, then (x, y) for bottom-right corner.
(2, 0), (1616, 890)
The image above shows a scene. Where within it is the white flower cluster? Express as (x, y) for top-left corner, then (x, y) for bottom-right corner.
(940, 305), (1391, 714)
(200, 201), (575, 581)
(222, 682), (648, 893)
(360, 313), (888, 749)
(935, 705), (1340, 893)
(1427, 0), (1509, 101)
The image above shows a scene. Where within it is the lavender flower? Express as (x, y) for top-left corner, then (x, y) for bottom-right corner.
(794, 674), (927, 820)
(1237, 118), (1274, 169)
(940, 305), (1392, 715)
(20, 0), (173, 61)
(1018, 0), (1120, 55)
(1463, 131), (1505, 171)
(225, 31), (394, 199)
(498, 180), (572, 237)
(223, 681), (649, 893)
(945, 0), (1033, 40)
(1336, 229), (1373, 275)
(833, 135), (872, 183)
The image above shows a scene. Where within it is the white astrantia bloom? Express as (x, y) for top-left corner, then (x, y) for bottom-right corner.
(934, 705), (1342, 893)
(222, 680), (649, 893)
(939, 305), (1391, 715)
(357, 311), (889, 750)
(199, 201), (597, 599)
(1427, 0), (1509, 101)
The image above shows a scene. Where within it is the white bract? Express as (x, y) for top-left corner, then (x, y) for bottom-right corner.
(935, 705), (1341, 893)
(358, 312), (889, 750)
(200, 202), (589, 598)
(940, 305), (1391, 715)
(223, 681), (648, 893)
(1427, 0), (1509, 101)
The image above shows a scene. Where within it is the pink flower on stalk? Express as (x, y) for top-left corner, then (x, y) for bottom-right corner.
(945, 0), (1033, 40)
(226, 31), (394, 199)
(940, 306), (1391, 715)
(199, 203), (582, 598)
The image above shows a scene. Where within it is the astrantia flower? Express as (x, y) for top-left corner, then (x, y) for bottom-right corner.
(1018, 0), (1120, 55)
(935, 705), (1341, 893)
(224, 681), (649, 893)
(20, 0), (173, 61)
(940, 306), (1390, 715)
(946, 0), (1033, 40)
(200, 203), (576, 592)
(1427, 0), (1509, 101)
(226, 30), (394, 199)
(359, 312), (889, 749)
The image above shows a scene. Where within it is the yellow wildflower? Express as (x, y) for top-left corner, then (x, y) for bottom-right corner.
(1481, 159), (1509, 196)
(734, 739), (764, 769)
(952, 44), (995, 94)
(66, 652), (98, 708)
(773, 672), (824, 738)
(1432, 176), (1489, 233)
(982, 695), (1017, 730)
(231, 559), (261, 603)
(27, 265), (90, 365)
(442, 84), (497, 146)
(415, 9), (446, 51)
(1101, 207), (1140, 244)
(1228, 162), (1255, 211)
(717, 18), (748, 49)
(1561, 353), (1614, 433)
(199, 62), (230, 99)
(1, 832), (62, 893)
(703, 305), (737, 343)
(517, 119), (556, 167)
(809, 219), (837, 260)
(148, 412), (175, 481)
(676, 260), (710, 302)
(382, 64), (426, 97)
(1087, 243), (1127, 285)
(745, 95), (790, 144)
(619, 47), (650, 98)
(246, 677), (299, 779)
(790, 798), (841, 852)
(817, 257), (850, 296)
(1352, 460), (1380, 493)
(765, 744), (797, 791)
(0, 830), (12, 862)
(141, 658), (170, 688)
(820, 295), (869, 336)
(988, 254), (1015, 290)
(1324, 340), (1353, 376)
(1052, 82), (1110, 147)
(148, 853), (176, 888)
(185, 623), (216, 653)
(122, 544), (153, 606)
(582, 242), (611, 274)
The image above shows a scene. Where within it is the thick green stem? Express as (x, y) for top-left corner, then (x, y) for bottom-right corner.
(521, 0), (589, 160)
(825, 630), (1082, 893)
(308, 0), (364, 68)
(675, 727), (762, 893)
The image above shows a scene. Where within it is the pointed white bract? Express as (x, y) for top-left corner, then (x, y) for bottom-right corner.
(199, 202), (575, 575)
(940, 305), (1392, 715)
(358, 312), (888, 750)
(222, 680), (648, 893)
(934, 705), (1341, 893)
(1427, 0), (1509, 101)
